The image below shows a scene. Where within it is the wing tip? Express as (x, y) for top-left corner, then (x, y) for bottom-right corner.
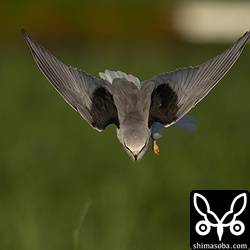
(21, 28), (29, 40)
(21, 28), (35, 50)
(237, 30), (250, 46)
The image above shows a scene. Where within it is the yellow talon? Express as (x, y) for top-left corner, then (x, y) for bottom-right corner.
(152, 141), (160, 156)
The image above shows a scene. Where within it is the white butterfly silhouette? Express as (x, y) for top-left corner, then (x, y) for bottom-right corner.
(193, 192), (247, 241)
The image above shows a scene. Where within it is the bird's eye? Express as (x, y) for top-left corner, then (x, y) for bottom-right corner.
(140, 142), (147, 153)
(124, 142), (146, 154)
(124, 143), (133, 154)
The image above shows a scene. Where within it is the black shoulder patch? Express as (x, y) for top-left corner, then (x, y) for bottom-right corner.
(91, 87), (119, 130)
(148, 84), (178, 127)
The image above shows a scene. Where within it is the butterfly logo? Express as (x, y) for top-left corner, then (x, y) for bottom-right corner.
(193, 193), (247, 241)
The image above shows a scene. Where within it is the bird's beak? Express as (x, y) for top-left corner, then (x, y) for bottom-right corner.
(131, 151), (139, 161)
(133, 154), (138, 161)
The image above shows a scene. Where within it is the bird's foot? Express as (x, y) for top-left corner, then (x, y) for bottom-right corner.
(152, 141), (160, 156)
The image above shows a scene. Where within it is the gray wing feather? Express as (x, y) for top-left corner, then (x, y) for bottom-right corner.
(173, 115), (197, 130)
(144, 31), (250, 127)
(21, 28), (112, 131)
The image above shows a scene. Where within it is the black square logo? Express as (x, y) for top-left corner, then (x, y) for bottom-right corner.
(190, 190), (250, 250)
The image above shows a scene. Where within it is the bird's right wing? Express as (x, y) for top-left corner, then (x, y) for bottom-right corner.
(143, 31), (250, 128)
(21, 29), (119, 131)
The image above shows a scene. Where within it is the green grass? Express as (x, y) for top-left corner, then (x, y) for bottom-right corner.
(0, 39), (250, 250)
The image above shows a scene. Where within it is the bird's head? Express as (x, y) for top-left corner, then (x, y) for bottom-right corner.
(117, 125), (150, 161)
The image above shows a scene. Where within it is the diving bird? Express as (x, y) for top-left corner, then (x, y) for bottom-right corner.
(21, 29), (250, 160)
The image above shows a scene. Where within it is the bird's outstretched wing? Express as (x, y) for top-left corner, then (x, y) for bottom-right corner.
(21, 29), (119, 131)
(144, 31), (250, 128)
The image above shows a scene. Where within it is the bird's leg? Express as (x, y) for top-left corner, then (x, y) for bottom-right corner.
(152, 140), (160, 155)
(150, 122), (163, 156)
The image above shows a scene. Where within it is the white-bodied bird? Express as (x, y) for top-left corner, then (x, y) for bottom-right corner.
(22, 29), (250, 160)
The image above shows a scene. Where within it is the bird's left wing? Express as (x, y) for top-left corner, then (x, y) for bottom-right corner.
(143, 31), (250, 128)
(21, 29), (119, 131)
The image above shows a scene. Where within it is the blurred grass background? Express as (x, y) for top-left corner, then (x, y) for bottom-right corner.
(0, 0), (250, 249)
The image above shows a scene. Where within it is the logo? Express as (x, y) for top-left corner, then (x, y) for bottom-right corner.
(190, 190), (250, 250)
(194, 192), (246, 241)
